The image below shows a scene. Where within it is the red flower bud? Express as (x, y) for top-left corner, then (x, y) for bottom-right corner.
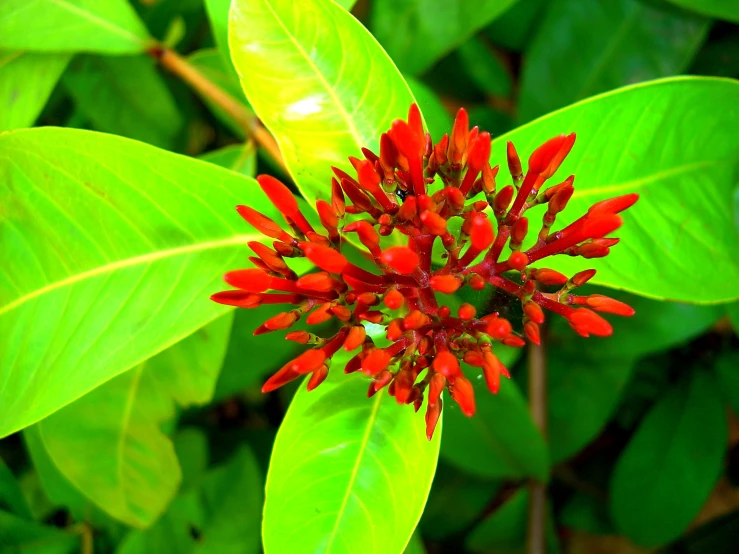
(302, 243), (348, 273)
(223, 268), (272, 292)
(523, 301), (545, 324)
(420, 210), (448, 235)
(430, 274), (462, 294)
(450, 375), (476, 416)
(343, 325), (367, 350)
(236, 205), (292, 243)
(508, 251), (529, 271)
(362, 348), (391, 375)
(528, 133), (576, 179)
(263, 311), (300, 331)
(448, 108), (469, 164)
(306, 303), (333, 325)
(470, 215), (495, 251)
(296, 272), (336, 292)
(257, 175), (299, 217)
(486, 317), (512, 339)
(384, 289), (405, 310)
(494, 185), (514, 215)
(285, 330), (311, 344)
(394, 369), (415, 404)
(433, 350), (461, 377)
(588, 193), (639, 216)
(425, 398), (442, 441)
(380, 246), (420, 275)
(571, 269), (597, 287)
(307, 365), (329, 391)
(524, 321), (541, 345)
(458, 303), (476, 320)
(507, 141), (522, 182)
(568, 308), (613, 337)
(290, 349), (327, 374)
(531, 268), (569, 286)
(585, 294), (635, 316)
(316, 200), (338, 230)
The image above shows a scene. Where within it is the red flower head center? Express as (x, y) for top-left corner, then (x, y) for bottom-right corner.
(212, 103), (638, 440)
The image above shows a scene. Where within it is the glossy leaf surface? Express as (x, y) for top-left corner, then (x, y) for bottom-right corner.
(371, 0), (518, 75)
(666, 0), (739, 22)
(610, 371), (726, 546)
(0, 0), (152, 53)
(0, 128), (270, 437)
(0, 510), (79, 554)
(489, 77), (739, 303)
(263, 361), (441, 553)
(34, 316), (231, 527)
(0, 52), (71, 132)
(518, 0), (709, 122)
(229, 0), (415, 205)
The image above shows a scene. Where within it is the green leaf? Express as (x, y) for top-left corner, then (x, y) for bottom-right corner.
(0, 127), (283, 438)
(63, 54), (184, 149)
(0, 51), (71, 132)
(403, 531), (427, 554)
(0, 456), (32, 518)
(489, 77), (739, 303)
(0, 509), (80, 554)
(371, 0), (518, 75)
(727, 301), (739, 335)
(405, 76), (453, 141)
(263, 350), (441, 554)
(117, 445), (263, 554)
(457, 36), (512, 98)
(204, 0), (233, 68)
(548, 353), (635, 463)
(609, 371), (726, 547)
(188, 49), (250, 139)
(419, 462), (498, 540)
(440, 364), (549, 481)
(518, 0), (709, 122)
(228, 0), (416, 205)
(665, 0), (739, 22)
(0, 0), (152, 53)
(33, 315), (231, 527)
(196, 446), (262, 553)
(484, 0), (545, 51)
(714, 350), (739, 416)
(199, 143), (257, 178)
(173, 427), (210, 493)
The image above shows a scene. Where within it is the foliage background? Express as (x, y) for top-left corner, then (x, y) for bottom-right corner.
(1, 0), (739, 553)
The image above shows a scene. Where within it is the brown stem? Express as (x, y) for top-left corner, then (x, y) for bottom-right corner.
(150, 46), (286, 170)
(527, 338), (547, 554)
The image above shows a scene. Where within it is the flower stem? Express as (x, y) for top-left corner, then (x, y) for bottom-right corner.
(149, 45), (286, 170)
(527, 339), (548, 554)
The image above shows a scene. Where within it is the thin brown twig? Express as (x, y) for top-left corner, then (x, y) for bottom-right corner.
(150, 45), (286, 170)
(527, 339), (547, 554)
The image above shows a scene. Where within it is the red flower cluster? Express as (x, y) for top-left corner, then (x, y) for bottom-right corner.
(212, 104), (637, 439)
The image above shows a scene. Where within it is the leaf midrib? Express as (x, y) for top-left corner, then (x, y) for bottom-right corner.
(323, 392), (383, 553)
(0, 234), (255, 316)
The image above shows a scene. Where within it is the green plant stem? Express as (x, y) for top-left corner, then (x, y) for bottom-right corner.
(527, 339), (547, 554)
(150, 45), (286, 170)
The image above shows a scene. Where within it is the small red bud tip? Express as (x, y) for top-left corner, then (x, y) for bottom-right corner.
(585, 295), (635, 316)
(210, 290), (262, 308)
(549, 185), (574, 215)
(224, 268), (272, 292)
(302, 243), (348, 273)
(430, 275), (462, 294)
(262, 362), (300, 393)
(458, 303), (476, 320)
(507, 141), (522, 180)
(469, 274), (486, 290)
(394, 369), (415, 404)
(581, 214), (623, 239)
(331, 178), (346, 217)
(236, 205), (291, 242)
(467, 132), (492, 171)
(391, 119), (423, 158)
(384, 289), (405, 310)
(296, 272), (335, 292)
(404, 310), (430, 330)
(433, 350), (461, 378)
(486, 317), (512, 339)
(528, 133), (576, 179)
(290, 349), (327, 374)
(285, 330), (310, 344)
(450, 375), (476, 417)
(588, 193), (639, 216)
(386, 319), (404, 340)
(470, 216), (495, 250)
(571, 269), (597, 287)
(344, 220), (380, 247)
(257, 175), (300, 216)
(449, 108), (469, 163)
(494, 185), (515, 214)
(568, 308), (613, 337)
(420, 210), (448, 235)
(316, 200), (338, 230)
(380, 246), (420, 275)
(523, 301), (545, 324)
(307, 366), (329, 391)
(511, 217), (528, 245)
(531, 268), (569, 286)
(306, 304), (333, 325)
(362, 348), (391, 375)
(524, 321), (541, 345)
(425, 399), (442, 441)
(357, 159), (382, 193)
(482, 351), (506, 394)
(508, 251), (529, 271)
(408, 103), (424, 142)
(343, 325), (366, 351)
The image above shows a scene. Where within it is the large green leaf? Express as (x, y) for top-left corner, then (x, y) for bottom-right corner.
(199, 143), (257, 180)
(0, 456), (31, 518)
(263, 350), (441, 554)
(609, 371), (726, 547)
(0, 127), (274, 438)
(63, 54), (184, 149)
(0, 51), (71, 132)
(228, 0), (416, 205)
(489, 77), (739, 303)
(33, 315), (231, 527)
(440, 358), (549, 482)
(0, 0), (152, 53)
(0, 509), (80, 554)
(371, 0), (518, 75)
(518, 0), (709, 122)
(665, 0), (739, 22)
